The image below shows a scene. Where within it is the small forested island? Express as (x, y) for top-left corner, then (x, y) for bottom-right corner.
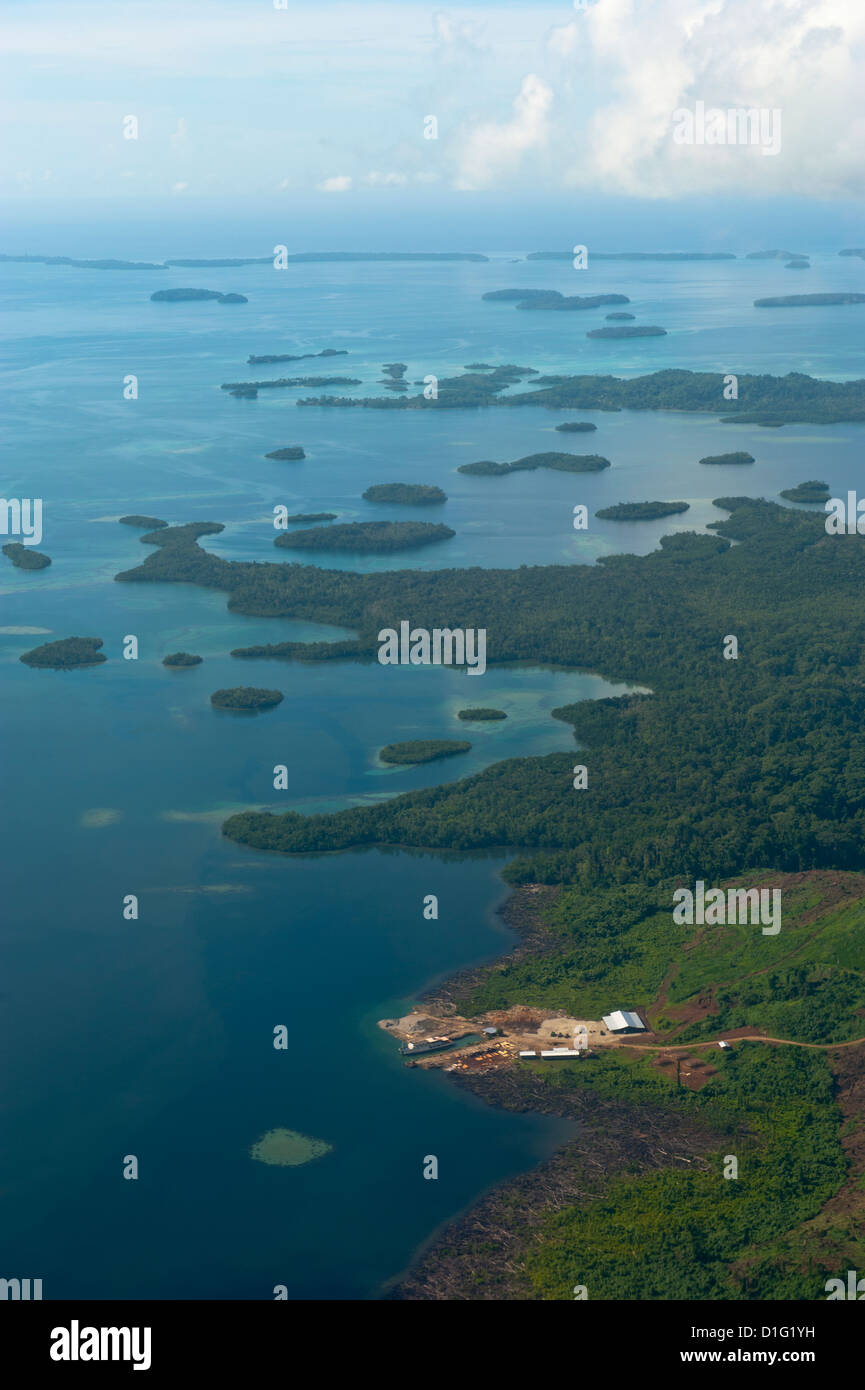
(163, 652), (202, 667)
(276, 520), (455, 553)
(210, 686), (283, 711)
(248, 350), (347, 364)
(587, 325), (666, 338)
(282, 512), (337, 523)
(785, 260), (810, 269)
(3, 542), (51, 569)
(20, 636), (106, 669)
(745, 250), (804, 260)
(754, 293), (865, 307)
(119, 515), (168, 529)
(265, 446), (306, 461)
(779, 479), (831, 503)
(221, 376), (360, 391)
(379, 740), (471, 765)
(150, 288), (248, 303)
(526, 251), (736, 261)
(483, 289), (630, 312)
(457, 708), (507, 721)
(459, 452), (610, 477)
(595, 501), (689, 520)
(362, 483), (447, 504)
(554, 421), (597, 433)
(605, 312), (636, 321)
(699, 451), (755, 465)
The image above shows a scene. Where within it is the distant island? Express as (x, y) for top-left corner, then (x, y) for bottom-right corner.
(554, 422), (597, 433)
(20, 636), (106, 669)
(163, 652), (202, 667)
(605, 312), (636, 321)
(0, 254), (163, 269)
(362, 483), (447, 504)
(379, 740), (471, 765)
(265, 446), (306, 461)
(458, 451), (610, 477)
(119, 515), (168, 529)
(754, 293), (865, 307)
(151, 288), (248, 303)
(248, 349), (347, 364)
(526, 251), (736, 261)
(282, 512), (337, 523)
(221, 376), (360, 391)
(839, 249), (865, 260)
(745, 250), (805, 260)
(275, 521), (455, 553)
(483, 289), (630, 312)
(785, 260), (810, 270)
(587, 325), (667, 339)
(294, 367), (865, 425)
(3, 542), (51, 569)
(699, 452), (755, 465)
(779, 480), (831, 503)
(210, 687), (283, 711)
(457, 708), (507, 721)
(595, 501), (689, 520)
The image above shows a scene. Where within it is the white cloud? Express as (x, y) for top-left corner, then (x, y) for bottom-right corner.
(363, 171), (408, 186)
(170, 181), (188, 193)
(316, 174), (352, 192)
(455, 73), (554, 190)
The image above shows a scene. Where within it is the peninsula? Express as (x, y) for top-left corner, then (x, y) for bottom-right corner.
(780, 479), (831, 503)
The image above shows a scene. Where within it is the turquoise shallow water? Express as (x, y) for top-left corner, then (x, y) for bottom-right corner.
(1, 247), (863, 1297)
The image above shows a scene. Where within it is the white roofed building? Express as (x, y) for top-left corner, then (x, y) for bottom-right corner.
(602, 1009), (646, 1033)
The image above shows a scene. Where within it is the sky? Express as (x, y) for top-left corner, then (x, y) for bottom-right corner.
(2, 0), (863, 250)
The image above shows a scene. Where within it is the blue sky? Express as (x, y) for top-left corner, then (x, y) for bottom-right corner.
(2, 0), (863, 249)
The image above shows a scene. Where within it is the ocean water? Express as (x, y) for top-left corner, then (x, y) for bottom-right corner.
(1, 246), (863, 1298)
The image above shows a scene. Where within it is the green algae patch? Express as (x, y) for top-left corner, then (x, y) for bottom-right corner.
(249, 1128), (333, 1167)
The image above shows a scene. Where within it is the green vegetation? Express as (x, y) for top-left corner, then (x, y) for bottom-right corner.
(2, 542), (51, 569)
(362, 483), (447, 505)
(458, 452), (610, 477)
(295, 367), (865, 425)
(457, 708), (507, 721)
(20, 636), (106, 669)
(587, 326), (666, 339)
(595, 501), (689, 520)
(210, 687), (283, 711)
(248, 350), (347, 364)
(780, 480), (830, 504)
(150, 288), (247, 302)
(554, 421), (597, 433)
(265, 446), (305, 461)
(699, 452), (755, 465)
(119, 515), (168, 529)
(0, 254), (164, 269)
(282, 512), (337, 523)
(379, 740), (471, 765)
(163, 652), (202, 667)
(483, 290), (630, 311)
(275, 521), (455, 553)
(222, 376), (360, 391)
(521, 1046), (844, 1300)
(754, 293), (865, 307)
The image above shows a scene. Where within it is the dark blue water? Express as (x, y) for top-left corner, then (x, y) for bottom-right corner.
(1, 248), (862, 1298)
